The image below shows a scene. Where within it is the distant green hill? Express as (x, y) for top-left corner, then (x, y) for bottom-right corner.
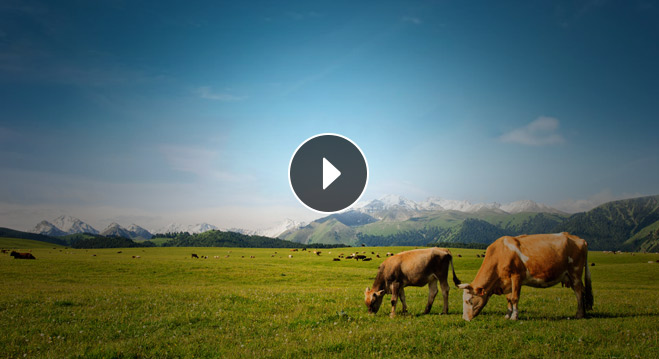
(0, 227), (66, 246)
(0, 237), (64, 249)
(624, 220), (659, 252)
(162, 229), (344, 248)
(281, 218), (359, 245)
(554, 195), (659, 251)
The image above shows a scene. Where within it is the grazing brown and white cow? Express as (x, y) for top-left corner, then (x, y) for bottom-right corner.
(364, 247), (461, 317)
(458, 232), (593, 321)
(10, 251), (36, 259)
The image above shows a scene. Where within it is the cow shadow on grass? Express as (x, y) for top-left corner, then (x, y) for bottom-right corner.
(480, 311), (659, 321)
(397, 310), (658, 320)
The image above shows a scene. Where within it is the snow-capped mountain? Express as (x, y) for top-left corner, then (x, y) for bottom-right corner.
(224, 219), (304, 238)
(500, 200), (565, 214)
(254, 218), (304, 238)
(101, 223), (134, 238)
(155, 223), (219, 235)
(356, 195), (561, 215)
(188, 223), (219, 234)
(101, 223), (152, 239)
(355, 195), (419, 213)
(51, 215), (99, 235)
(31, 216), (98, 236)
(32, 220), (67, 236)
(126, 224), (152, 239)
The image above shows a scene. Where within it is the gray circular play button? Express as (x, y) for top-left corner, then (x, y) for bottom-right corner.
(289, 134), (368, 213)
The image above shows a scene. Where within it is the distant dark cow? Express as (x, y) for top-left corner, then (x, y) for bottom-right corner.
(459, 233), (592, 321)
(333, 258), (341, 261)
(365, 248), (461, 317)
(290, 249), (298, 252)
(363, 257), (372, 261)
(457, 254), (462, 258)
(10, 251), (35, 259)
(355, 255), (367, 260)
(1, 249), (8, 254)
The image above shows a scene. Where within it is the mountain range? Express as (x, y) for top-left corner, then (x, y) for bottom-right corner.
(26, 195), (659, 251)
(280, 195), (659, 252)
(30, 217), (303, 240)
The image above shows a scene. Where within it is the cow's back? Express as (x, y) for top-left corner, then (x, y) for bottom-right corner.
(499, 233), (587, 285)
(381, 248), (450, 286)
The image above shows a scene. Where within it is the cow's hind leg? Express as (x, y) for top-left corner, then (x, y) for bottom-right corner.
(571, 274), (586, 319)
(439, 278), (450, 315)
(424, 280), (438, 314)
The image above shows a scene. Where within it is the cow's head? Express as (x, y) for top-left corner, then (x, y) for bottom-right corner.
(458, 283), (491, 321)
(364, 287), (385, 314)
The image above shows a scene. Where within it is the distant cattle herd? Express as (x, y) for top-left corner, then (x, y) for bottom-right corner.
(3, 232), (659, 321)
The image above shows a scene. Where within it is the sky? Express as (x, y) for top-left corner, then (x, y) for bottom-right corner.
(1, 0), (658, 232)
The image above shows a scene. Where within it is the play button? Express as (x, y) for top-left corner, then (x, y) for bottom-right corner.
(289, 134), (368, 213)
(322, 158), (341, 190)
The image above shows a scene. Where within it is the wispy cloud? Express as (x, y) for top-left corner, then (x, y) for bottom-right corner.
(195, 86), (246, 102)
(158, 145), (253, 182)
(499, 116), (565, 146)
(287, 11), (321, 20)
(402, 16), (422, 25)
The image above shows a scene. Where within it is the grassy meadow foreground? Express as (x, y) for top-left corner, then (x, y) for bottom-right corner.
(1, 241), (658, 358)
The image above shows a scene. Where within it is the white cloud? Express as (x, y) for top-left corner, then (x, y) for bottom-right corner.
(499, 116), (566, 146)
(402, 16), (422, 25)
(158, 145), (253, 182)
(195, 86), (246, 102)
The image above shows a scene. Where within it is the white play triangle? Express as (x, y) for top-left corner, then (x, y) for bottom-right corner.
(322, 157), (341, 190)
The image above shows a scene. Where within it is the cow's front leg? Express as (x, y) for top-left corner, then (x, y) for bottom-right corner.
(508, 276), (521, 320)
(389, 282), (400, 318)
(505, 297), (513, 319)
(399, 288), (408, 315)
(572, 273), (585, 319)
(425, 280), (438, 314)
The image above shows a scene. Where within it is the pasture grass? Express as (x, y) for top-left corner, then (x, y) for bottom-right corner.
(1, 244), (658, 358)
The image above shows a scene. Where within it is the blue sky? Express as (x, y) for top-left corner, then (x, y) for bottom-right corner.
(1, 0), (658, 231)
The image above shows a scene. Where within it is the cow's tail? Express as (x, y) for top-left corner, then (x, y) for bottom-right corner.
(583, 248), (593, 311)
(448, 254), (461, 287)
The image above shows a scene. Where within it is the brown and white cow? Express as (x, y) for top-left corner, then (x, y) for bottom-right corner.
(364, 247), (461, 317)
(459, 232), (593, 321)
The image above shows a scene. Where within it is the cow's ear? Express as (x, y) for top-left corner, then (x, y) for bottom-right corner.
(475, 287), (486, 296)
(376, 290), (385, 297)
(458, 283), (472, 290)
(365, 287), (370, 294)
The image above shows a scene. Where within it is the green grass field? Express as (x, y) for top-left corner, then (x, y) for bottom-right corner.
(1, 239), (658, 358)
